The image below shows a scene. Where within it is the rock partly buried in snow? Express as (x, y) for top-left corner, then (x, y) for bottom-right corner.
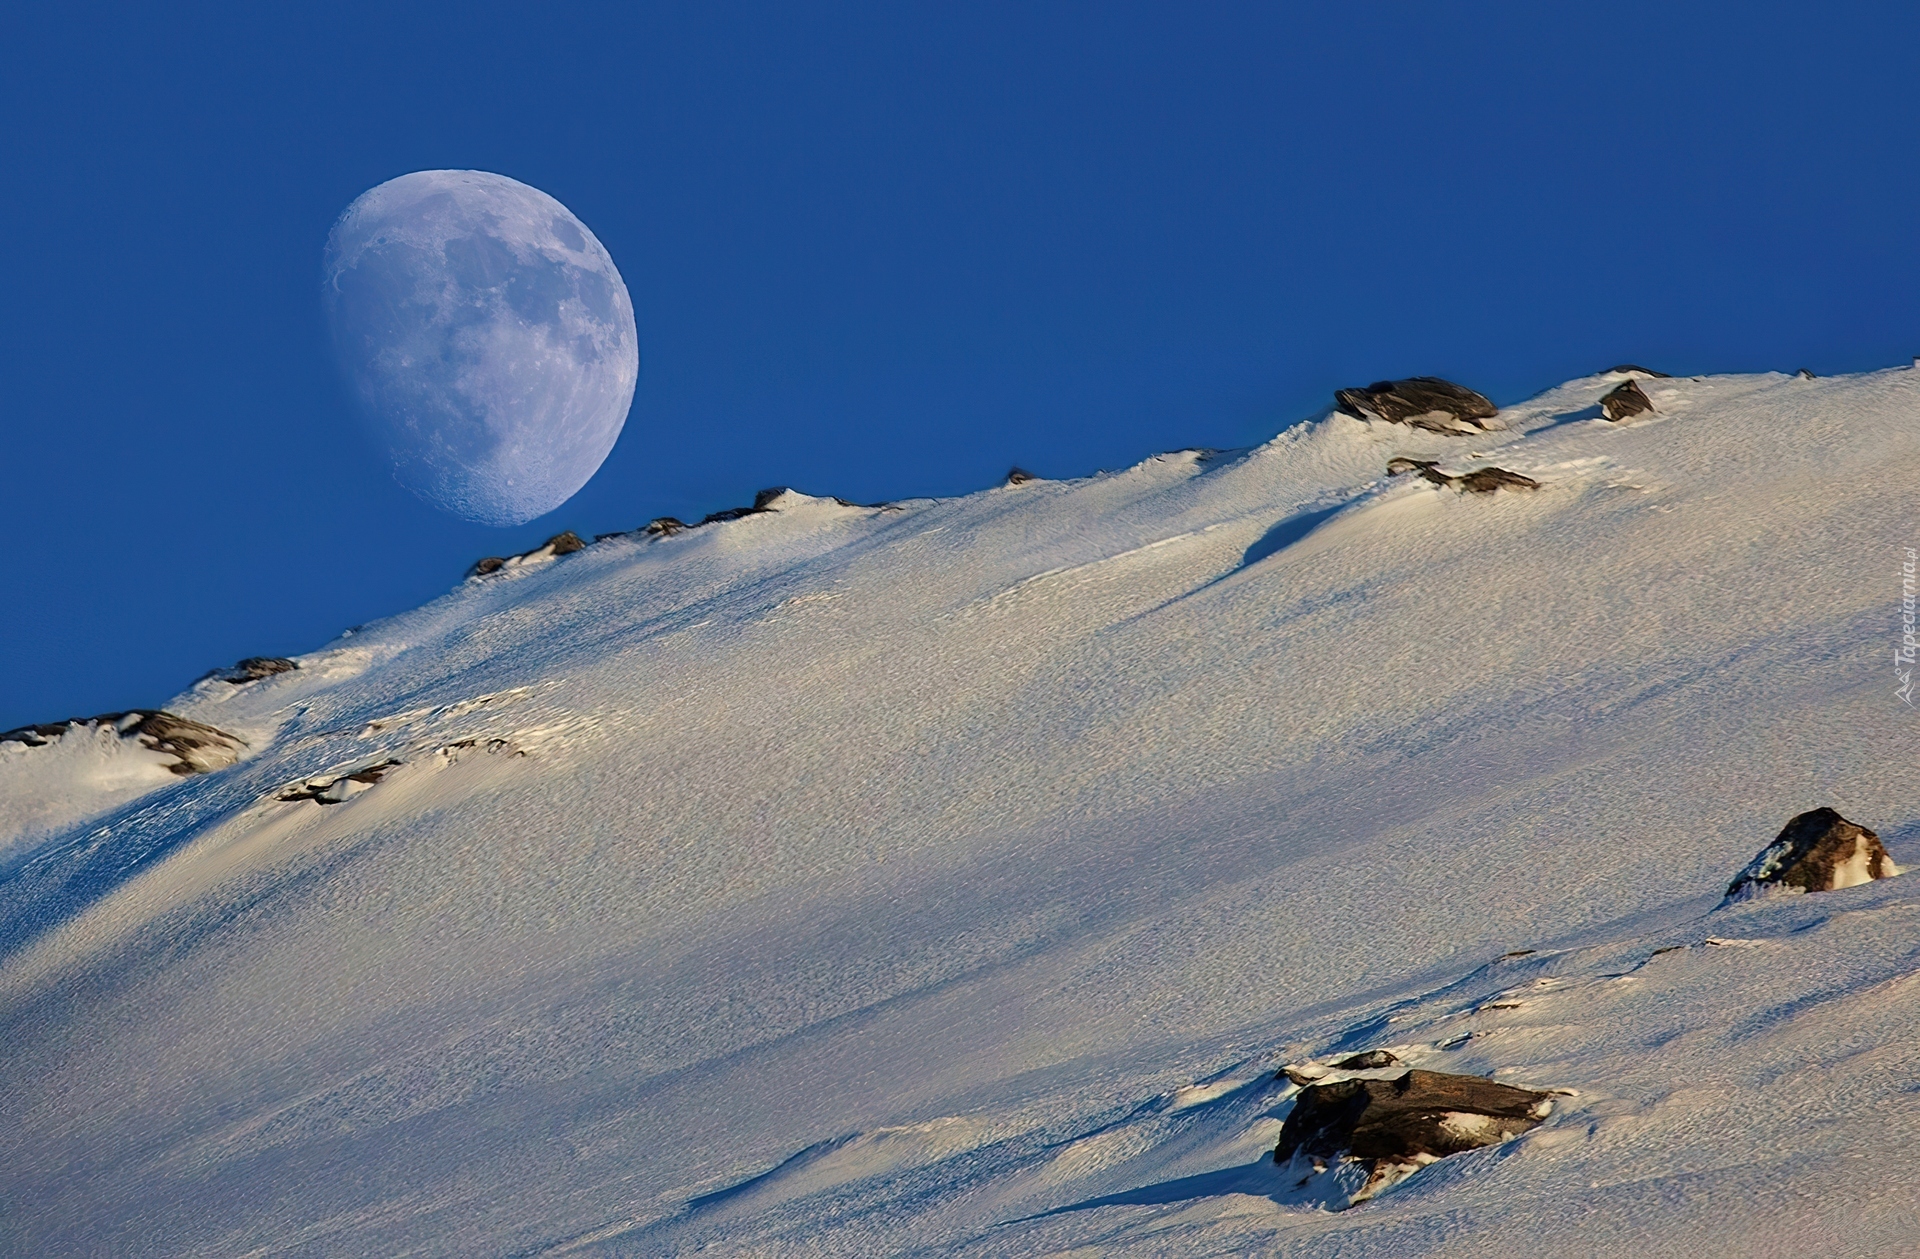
(1335, 378), (1498, 433)
(1724, 807), (1899, 901)
(1005, 466), (1038, 486)
(1335, 1050), (1401, 1070)
(1600, 378), (1655, 423)
(1453, 467), (1539, 493)
(202, 656), (298, 684)
(278, 760), (399, 804)
(1275, 1069), (1552, 1205)
(1387, 459), (1539, 493)
(469, 531), (589, 579)
(0, 711), (246, 776)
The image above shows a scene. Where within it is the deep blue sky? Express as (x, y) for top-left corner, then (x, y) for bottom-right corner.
(3, 1), (1917, 728)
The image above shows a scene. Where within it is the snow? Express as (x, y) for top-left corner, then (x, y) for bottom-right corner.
(0, 719), (185, 854)
(1, 367), (1917, 1255)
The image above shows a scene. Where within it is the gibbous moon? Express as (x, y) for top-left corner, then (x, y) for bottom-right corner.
(322, 170), (638, 526)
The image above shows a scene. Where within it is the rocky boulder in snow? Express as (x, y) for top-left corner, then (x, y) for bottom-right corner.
(1724, 807), (1899, 900)
(1334, 1049), (1401, 1070)
(1600, 379), (1654, 422)
(0, 711), (245, 776)
(1454, 467), (1539, 493)
(469, 531), (589, 579)
(1276, 1069), (1552, 1205)
(1005, 466), (1038, 486)
(278, 759), (399, 804)
(202, 657), (298, 684)
(1387, 459), (1538, 493)
(697, 494), (774, 525)
(1335, 377), (1498, 433)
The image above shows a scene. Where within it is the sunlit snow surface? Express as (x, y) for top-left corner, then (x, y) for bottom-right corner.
(2, 370), (1917, 1255)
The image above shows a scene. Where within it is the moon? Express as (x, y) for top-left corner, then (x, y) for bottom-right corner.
(322, 170), (639, 526)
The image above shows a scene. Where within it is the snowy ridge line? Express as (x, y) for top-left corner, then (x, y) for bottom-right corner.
(1, 364), (1917, 1255)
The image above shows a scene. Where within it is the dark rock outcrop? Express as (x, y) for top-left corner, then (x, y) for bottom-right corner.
(1725, 808), (1899, 900)
(469, 531), (590, 579)
(697, 491), (785, 526)
(1334, 1050), (1400, 1070)
(472, 490), (862, 565)
(1600, 379), (1654, 423)
(1796, 368), (1817, 380)
(0, 710), (246, 776)
(1387, 457), (1449, 485)
(1453, 467), (1539, 493)
(1335, 378), (1498, 433)
(1005, 467), (1038, 486)
(699, 487), (854, 524)
(1276, 1069), (1552, 1203)
(278, 760), (399, 804)
(1609, 364), (1671, 378)
(1387, 459), (1538, 493)
(203, 657), (298, 684)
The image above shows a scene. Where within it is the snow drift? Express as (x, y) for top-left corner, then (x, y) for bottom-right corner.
(1, 366), (1916, 1256)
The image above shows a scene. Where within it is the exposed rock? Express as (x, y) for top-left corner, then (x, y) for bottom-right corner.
(1453, 467), (1539, 493)
(203, 657), (298, 684)
(698, 487), (852, 525)
(1334, 378), (1498, 433)
(1796, 368), (1816, 380)
(1725, 807), (1899, 900)
(1334, 1050), (1400, 1070)
(1600, 378), (1654, 423)
(1609, 364), (1672, 378)
(1387, 459), (1538, 493)
(1006, 466), (1038, 486)
(468, 531), (590, 579)
(0, 711), (246, 776)
(1275, 1069), (1552, 1204)
(698, 505), (761, 525)
(1386, 457), (1450, 486)
(278, 760), (399, 804)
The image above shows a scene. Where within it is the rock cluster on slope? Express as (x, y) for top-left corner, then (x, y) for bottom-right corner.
(469, 531), (588, 579)
(0, 711), (246, 776)
(1334, 378), (1499, 433)
(1725, 807), (1899, 900)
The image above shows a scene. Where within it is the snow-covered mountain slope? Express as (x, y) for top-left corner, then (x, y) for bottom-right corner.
(2, 367), (1917, 1256)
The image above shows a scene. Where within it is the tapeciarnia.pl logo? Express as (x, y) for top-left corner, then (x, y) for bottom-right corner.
(1899, 546), (1917, 705)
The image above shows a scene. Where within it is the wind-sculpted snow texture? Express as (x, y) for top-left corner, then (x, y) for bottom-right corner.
(1, 369), (1917, 1256)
